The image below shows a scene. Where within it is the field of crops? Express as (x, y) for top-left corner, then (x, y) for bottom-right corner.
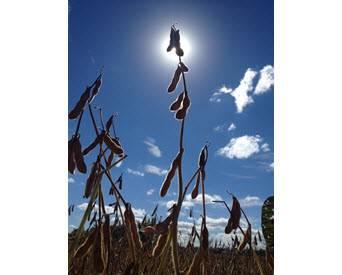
(68, 25), (274, 275)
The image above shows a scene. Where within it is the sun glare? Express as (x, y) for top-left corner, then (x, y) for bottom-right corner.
(161, 35), (192, 62)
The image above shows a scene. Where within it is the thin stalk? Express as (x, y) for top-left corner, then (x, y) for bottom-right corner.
(171, 55), (188, 275)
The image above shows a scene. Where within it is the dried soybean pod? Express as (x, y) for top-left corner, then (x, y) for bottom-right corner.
(182, 92), (191, 110)
(152, 232), (168, 257)
(84, 161), (99, 198)
(88, 75), (102, 103)
(175, 107), (186, 120)
(191, 171), (201, 199)
(73, 136), (87, 174)
(169, 92), (184, 111)
(168, 66), (182, 93)
(68, 86), (91, 119)
(179, 62), (189, 72)
(103, 215), (111, 267)
(176, 47), (184, 57)
(167, 26), (176, 52)
(225, 218), (234, 234)
(105, 115), (114, 132)
(74, 226), (98, 259)
(238, 223), (251, 252)
(68, 137), (76, 174)
(127, 205), (143, 250)
(201, 225), (209, 251)
(160, 154), (179, 197)
(107, 151), (114, 168)
(231, 196), (241, 229)
(198, 145), (208, 167)
(93, 223), (105, 273)
(104, 133), (124, 154)
(82, 134), (102, 156)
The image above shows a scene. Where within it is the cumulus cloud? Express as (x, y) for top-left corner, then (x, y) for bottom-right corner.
(209, 85), (233, 103)
(127, 168), (144, 177)
(77, 203), (146, 222)
(230, 69), (258, 113)
(213, 122), (236, 133)
(165, 193), (223, 209)
(213, 125), (225, 132)
(254, 65), (274, 95)
(68, 177), (75, 183)
(144, 137), (162, 158)
(210, 65), (273, 112)
(239, 196), (263, 207)
(146, 188), (155, 196)
(217, 135), (264, 159)
(144, 165), (167, 176)
(261, 143), (270, 152)
(228, 123), (236, 131)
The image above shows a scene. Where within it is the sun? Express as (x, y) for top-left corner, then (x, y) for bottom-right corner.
(161, 35), (192, 62)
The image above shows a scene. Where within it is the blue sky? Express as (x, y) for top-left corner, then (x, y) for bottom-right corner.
(68, 0), (273, 246)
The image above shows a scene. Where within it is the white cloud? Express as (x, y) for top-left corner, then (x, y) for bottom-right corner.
(213, 125), (224, 132)
(209, 85), (233, 102)
(68, 177), (75, 183)
(239, 196), (263, 207)
(230, 68), (258, 113)
(127, 168), (144, 177)
(254, 65), (274, 95)
(77, 203), (146, 222)
(228, 123), (236, 131)
(146, 188), (155, 196)
(164, 193), (223, 210)
(210, 65), (273, 112)
(144, 137), (162, 158)
(144, 164), (167, 176)
(261, 143), (270, 152)
(217, 135), (264, 159)
(270, 162), (274, 169)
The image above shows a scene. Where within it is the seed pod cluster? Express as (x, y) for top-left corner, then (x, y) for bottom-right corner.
(166, 25), (184, 57)
(68, 135), (87, 174)
(238, 223), (252, 252)
(160, 153), (181, 197)
(225, 196), (241, 234)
